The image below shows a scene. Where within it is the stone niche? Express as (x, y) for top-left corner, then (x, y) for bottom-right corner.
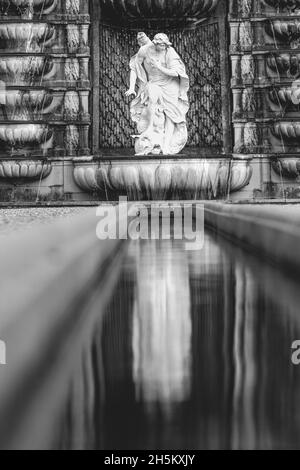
(0, 0), (256, 203)
(73, 0), (254, 202)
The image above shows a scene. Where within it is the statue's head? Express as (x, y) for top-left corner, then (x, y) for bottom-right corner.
(137, 32), (150, 47)
(153, 33), (172, 51)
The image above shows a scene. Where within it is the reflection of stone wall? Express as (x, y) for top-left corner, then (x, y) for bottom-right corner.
(57, 234), (300, 449)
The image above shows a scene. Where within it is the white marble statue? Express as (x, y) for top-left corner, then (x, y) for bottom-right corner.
(125, 33), (189, 156)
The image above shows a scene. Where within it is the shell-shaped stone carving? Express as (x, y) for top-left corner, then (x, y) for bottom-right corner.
(3, 89), (46, 107)
(0, 160), (52, 179)
(230, 162), (253, 193)
(138, 164), (156, 196)
(73, 160), (253, 199)
(154, 164), (172, 194)
(95, 166), (112, 192)
(263, 0), (300, 10)
(0, 23), (55, 47)
(267, 53), (300, 76)
(0, 0), (57, 18)
(273, 121), (300, 140)
(82, 167), (99, 191)
(269, 85), (300, 106)
(266, 20), (300, 47)
(0, 56), (47, 81)
(100, 0), (220, 27)
(272, 158), (300, 179)
(2, 90), (55, 118)
(0, 124), (52, 146)
(269, 87), (293, 106)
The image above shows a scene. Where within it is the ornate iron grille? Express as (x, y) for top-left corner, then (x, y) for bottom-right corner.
(99, 22), (223, 149)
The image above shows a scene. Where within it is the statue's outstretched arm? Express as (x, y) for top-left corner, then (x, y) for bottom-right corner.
(125, 70), (137, 97)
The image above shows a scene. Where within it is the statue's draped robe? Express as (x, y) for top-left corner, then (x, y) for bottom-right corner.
(130, 45), (189, 155)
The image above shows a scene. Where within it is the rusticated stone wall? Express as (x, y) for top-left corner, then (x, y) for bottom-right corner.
(0, 0), (90, 200)
(230, 0), (300, 186)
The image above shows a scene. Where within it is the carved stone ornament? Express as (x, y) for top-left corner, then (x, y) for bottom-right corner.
(0, 160), (52, 179)
(73, 159), (253, 200)
(100, 0), (220, 27)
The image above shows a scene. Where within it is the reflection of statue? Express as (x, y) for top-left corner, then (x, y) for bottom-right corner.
(131, 241), (192, 412)
(126, 33), (189, 156)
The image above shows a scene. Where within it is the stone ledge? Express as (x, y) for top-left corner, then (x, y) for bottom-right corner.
(204, 202), (300, 273)
(0, 207), (127, 449)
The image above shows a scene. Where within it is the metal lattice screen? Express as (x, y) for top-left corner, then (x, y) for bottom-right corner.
(99, 22), (223, 149)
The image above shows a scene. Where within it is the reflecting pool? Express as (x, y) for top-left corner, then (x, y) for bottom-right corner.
(58, 232), (300, 450)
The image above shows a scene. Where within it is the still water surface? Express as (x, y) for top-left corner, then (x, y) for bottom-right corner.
(58, 231), (300, 450)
